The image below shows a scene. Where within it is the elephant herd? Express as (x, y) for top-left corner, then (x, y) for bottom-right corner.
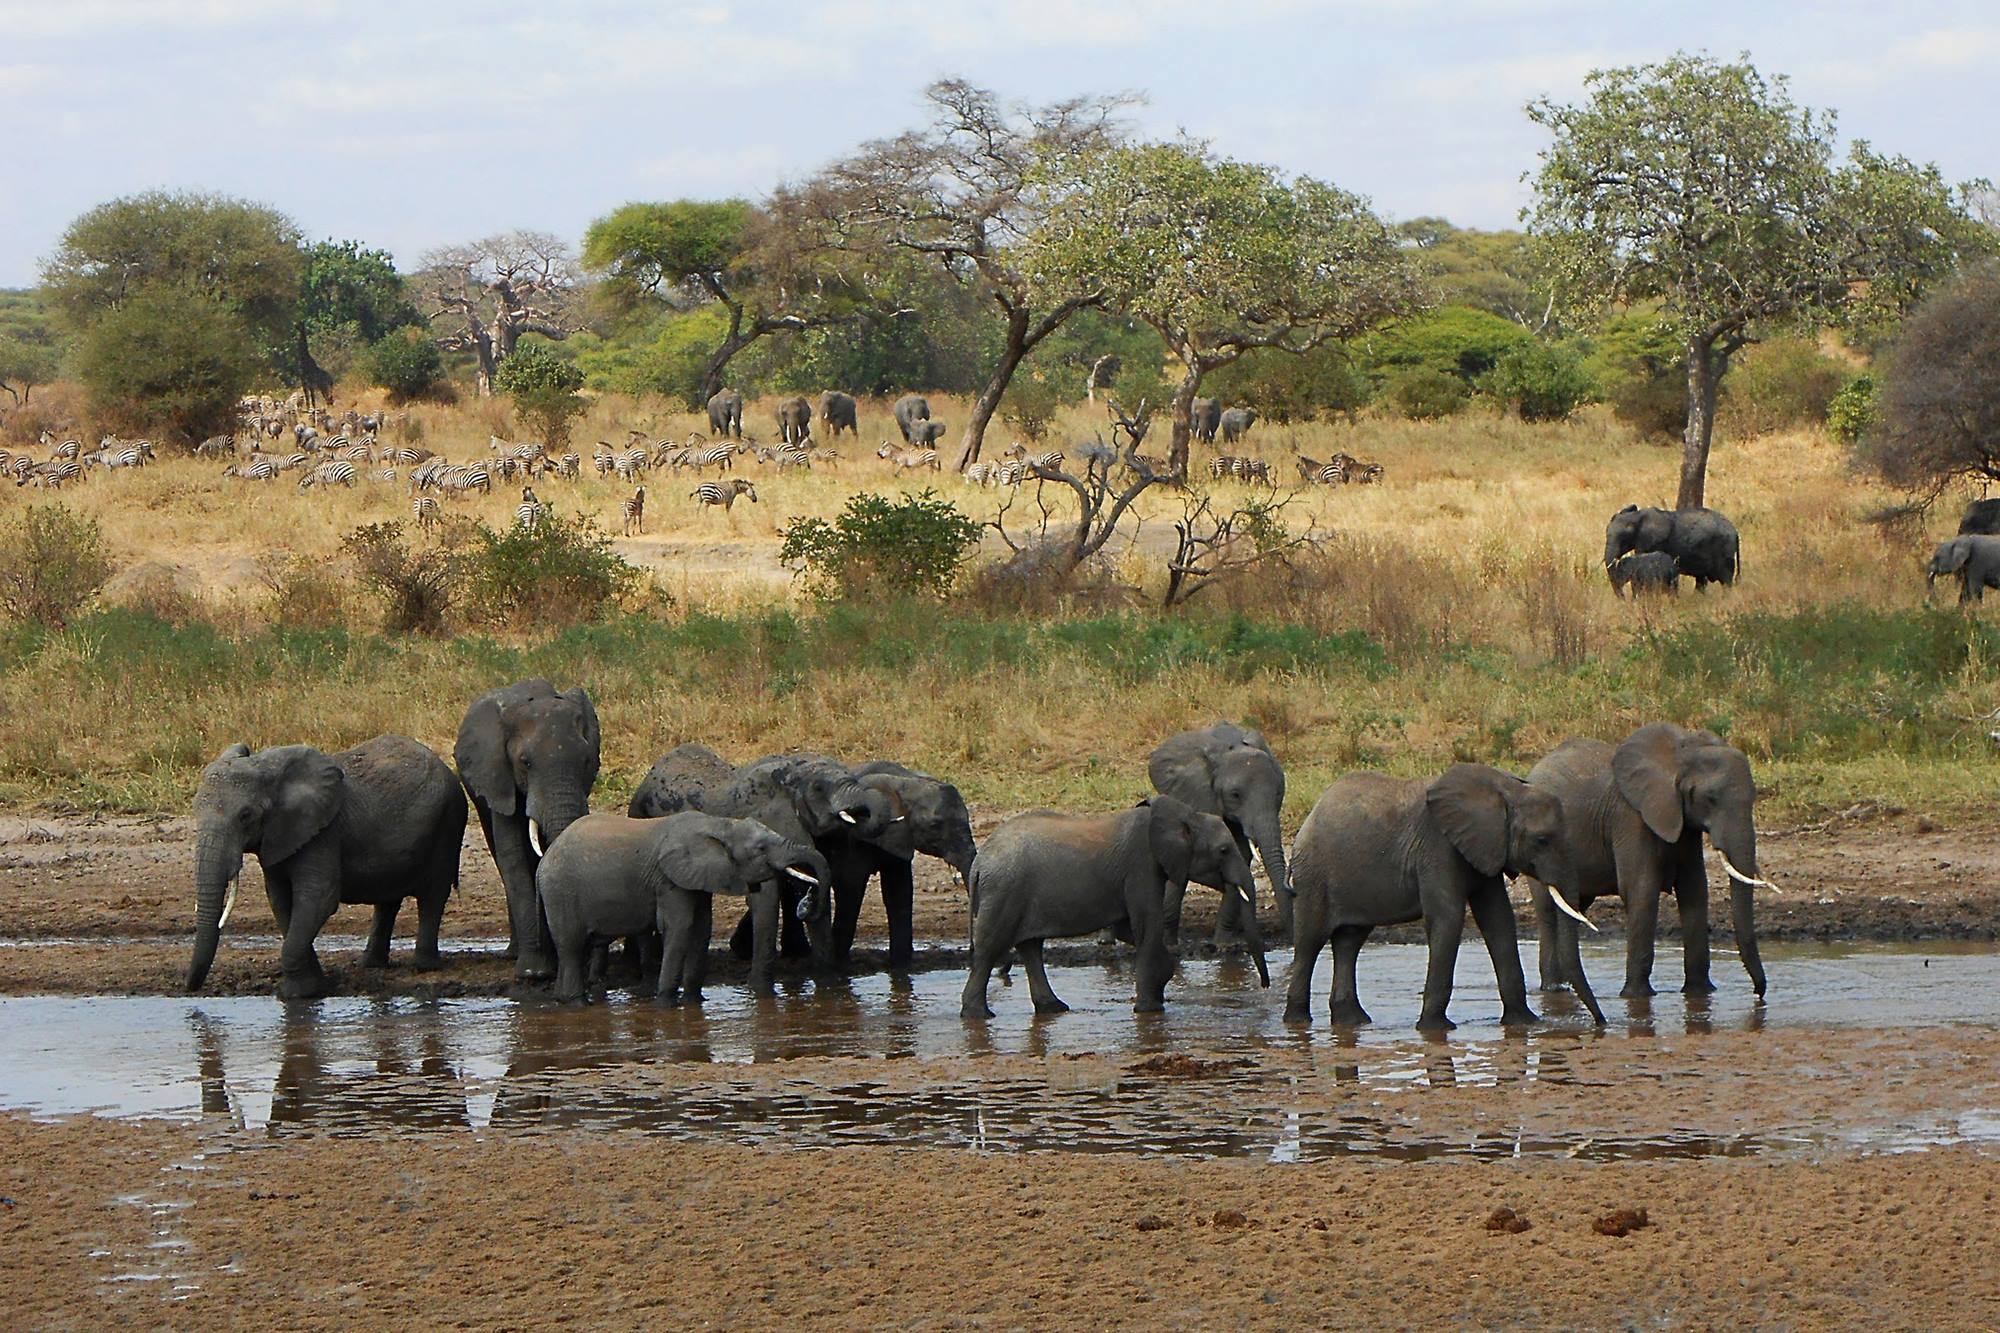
(185, 686), (1771, 1036)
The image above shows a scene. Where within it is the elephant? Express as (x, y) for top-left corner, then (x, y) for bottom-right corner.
(1604, 504), (1739, 588)
(1958, 498), (2000, 535)
(1190, 397), (1222, 444)
(1926, 534), (2000, 603)
(186, 735), (466, 999)
(961, 794), (1266, 1019)
(538, 811), (831, 1002)
(456, 679), (601, 980)
(909, 418), (947, 448)
(776, 395), (813, 445)
(1526, 723), (1768, 1002)
(1607, 550), (1681, 597)
(823, 759), (976, 966)
(1219, 407), (1257, 444)
(1149, 721), (1292, 945)
(819, 391), (858, 438)
(706, 388), (744, 438)
(893, 394), (931, 443)
(1286, 763), (1601, 1031)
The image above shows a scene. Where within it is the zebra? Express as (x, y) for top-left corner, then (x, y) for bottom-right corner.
(963, 461), (999, 487)
(621, 486), (647, 535)
(439, 464), (492, 494)
(84, 444), (146, 471)
(1237, 458), (1272, 484)
(1208, 455), (1242, 480)
(996, 459), (1030, 487)
(514, 486), (548, 527)
(336, 441), (375, 463)
(193, 434), (234, 459)
(222, 458), (278, 482)
(593, 442), (617, 477)
(411, 495), (443, 532)
(410, 457), (451, 491)
(1352, 461), (1384, 484)
(298, 460), (358, 492)
(877, 441), (941, 472)
(371, 467), (400, 483)
(385, 446), (431, 466)
(773, 443), (814, 471)
(20, 459), (83, 488)
(271, 451), (310, 473)
(691, 478), (758, 511)
(555, 452), (581, 480)
(51, 438), (82, 460)
(683, 444), (734, 473)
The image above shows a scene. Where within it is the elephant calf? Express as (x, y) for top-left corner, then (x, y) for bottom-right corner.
(1926, 535), (2000, 604)
(962, 794), (1266, 1020)
(538, 812), (830, 1003)
(1608, 550), (1680, 597)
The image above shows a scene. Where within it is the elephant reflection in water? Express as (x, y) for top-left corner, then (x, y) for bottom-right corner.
(190, 1007), (474, 1134)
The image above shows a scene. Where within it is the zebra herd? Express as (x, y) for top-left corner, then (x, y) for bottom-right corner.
(1296, 451), (1386, 486)
(0, 433), (154, 488)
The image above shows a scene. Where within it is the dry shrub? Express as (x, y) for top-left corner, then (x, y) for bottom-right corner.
(0, 381), (91, 446)
(1510, 545), (1594, 668)
(260, 556), (349, 630)
(1242, 537), (1469, 659)
(103, 561), (207, 626)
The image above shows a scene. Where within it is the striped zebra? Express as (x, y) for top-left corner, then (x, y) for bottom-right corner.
(385, 446), (431, 466)
(593, 442), (617, 477)
(963, 461), (998, 487)
(1208, 455), (1242, 479)
(556, 452), (581, 480)
(336, 441), (375, 463)
(621, 486), (647, 535)
(877, 442), (941, 472)
(613, 448), (650, 481)
(297, 460), (358, 492)
(222, 458), (278, 482)
(20, 459), (83, 488)
(1237, 458), (1272, 484)
(371, 467), (400, 484)
(773, 443), (814, 470)
(691, 478), (757, 511)
(411, 495), (443, 532)
(514, 486), (548, 527)
(51, 438), (82, 460)
(996, 459), (1029, 486)
(1352, 461), (1384, 484)
(410, 457), (450, 491)
(439, 463), (492, 494)
(683, 444), (734, 473)
(272, 451), (310, 473)
(84, 444), (148, 471)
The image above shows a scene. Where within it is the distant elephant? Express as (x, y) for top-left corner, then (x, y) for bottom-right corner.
(776, 395), (813, 445)
(1149, 722), (1292, 944)
(707, 389), (744, 438)
(538, 811), (831, 1001)
(1604, 504), (1739, 588)
(1958, 498), (2000, 535)
(1287, 763), (1600, 1030)
(186, 735), (466, 999)
(909, 418), (947, 447)
(962, 794), (1265, 1019)
(456, 679), (601, 980)
(819, 391), (858, 437)
(1607, 550), (1681, 597)
(1927, 534), (2000, 603)
(1527, 724), (1768, 1001)
(1191, 398), (1222, 444)
(1219, 407), (1257, 444)
(893, 394), (931, 443)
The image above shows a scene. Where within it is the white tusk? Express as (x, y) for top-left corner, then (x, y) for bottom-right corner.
(1231, 885), (1251, 903)
(216, 873), (240, 931)
(783, 866), (818, 884)
(838, 810), (859, 825)
(1719, 855), (1774, 890)
(527, 819), (545, 857)
(891, 815), (907, 823)
(1545, 885), (1598, 932)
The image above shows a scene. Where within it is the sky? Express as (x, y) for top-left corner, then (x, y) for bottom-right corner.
(3, 0), (1995, 286)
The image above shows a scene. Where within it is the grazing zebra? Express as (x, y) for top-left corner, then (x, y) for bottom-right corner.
(193, 434), (234, 459)
(963, 461), (999, 487)
(877, 441), (941, 472)
(621, 486), (647, 535)
(439, 463), (492, 494)
(773, 443), (814, 470)
(272, 451), (310, 473)
(683, 444), (734, 473)
(51, 438), (82, 460)
(336, 441), (375, 463)
(514, 486), (548, 528)
(222, 458), (278, 482)
(613, 448), (651, 481)
(594, 441), (618, 477)
(20, 459), (83, 488)
(1237, 458), (1272, 484)
(412, 495), (443, 532)
(409, 457), (450, 491)
(691, 478), (758, 511)
(556, 452), (581, 480)
(371, 467), (400, 483)
(297, 460), (358, 491)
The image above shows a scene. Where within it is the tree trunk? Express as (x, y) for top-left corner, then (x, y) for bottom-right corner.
(1677, 337), (1720, 510)
(1167, 372), (1201, 476)
(955, 310), (1030, 471)
(472, 326), (498, 397)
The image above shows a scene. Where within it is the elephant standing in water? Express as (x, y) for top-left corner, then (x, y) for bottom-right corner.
(1604, 504), (1739, 588)
(1149, 721), (1292, 943)
(186, 735), (466, 999)
(456, 679), (601, 980)
(1527, 723), (1769, 1001)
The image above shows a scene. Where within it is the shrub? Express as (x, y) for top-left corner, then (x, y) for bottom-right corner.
(260, 556), (348, 630)
(1384, 366), (1469, 420)
(0, 504), (113, 627)
(1826, 374), (1876, 446)
(1202, 344), (1371, 422)
(780, 490), (985, 600)
(1364, 305), (1532, 386)
(71, 287), (264, 442)
(341, 521), (468, 635)
(1480, 341), (1595, 422)
(1721, 336), (1849, 435)
(1587, 312), (1685, 438)
(1001, 371), (1063, 443)
(494, 340), (586, 447)
(1857, 262), (2000, 492)
(364, 327), (445, 402)
(468, 512), (640, 630)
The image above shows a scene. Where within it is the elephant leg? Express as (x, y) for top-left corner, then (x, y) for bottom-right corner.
(413, 888), (446, 970)
(1019, 939), (1068, 1014)
(1468, 880), (1537, 1026)
(1328, 925), (1374, 1027)
(1530, 880), (1563, 992)
(1161, 879), (1188, 948)
(486, 810), (553, 981)
(747, 886), (780, 992)
(264, 871), (294, 935)
(830, 879), (866, 964)
(961, 937), (1001, 1020)
(1674, 838), (1715, 994)
(657, 903), (689, 1003)
(363, 901), (398, 968)
(727, 908), (755, 961)
(682, 896), (712, 1002)
(1133, 915), (1173, 1014)
(1284, 889), (1330, 1024)
(880, 857), (915, 970)
(776, 883), (813, 959)
(277, 879), (338, 1001)
(1620, 871), (1665, 998)
(1415, 890), (1466, 1032)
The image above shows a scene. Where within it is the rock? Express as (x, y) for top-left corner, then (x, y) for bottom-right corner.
(1484, 1206), (1531, 1234)
(1591, 1206), (1651, 1237)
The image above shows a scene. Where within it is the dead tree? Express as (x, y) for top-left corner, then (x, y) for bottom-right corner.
(987, 450), (1162, 594)
(1163, 486), (1324, 608)
(421, 232), (582, 395)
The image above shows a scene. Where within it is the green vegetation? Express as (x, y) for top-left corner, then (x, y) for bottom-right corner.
(1826, 374), (1877, 447)
(467, 511), (642, 630)
(363, 326), (447, 402)
(0, 505), (112, 629)
(1481, 341), (1595, 422)
(779, 490), (985, 600)
(1723, 337), (1850, 435)
(70, 287), (265, 439)
(494, 340), (586, 446)
(1364, 306), (1531, 388)
(1385, 367), (1469, 420)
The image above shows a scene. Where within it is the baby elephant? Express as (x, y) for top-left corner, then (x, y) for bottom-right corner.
(538, 812), (830, 1003)
(962, 794), (1267, 1019)
(1608, 550), (1681, 597)
(1926, 534), (2000, 604)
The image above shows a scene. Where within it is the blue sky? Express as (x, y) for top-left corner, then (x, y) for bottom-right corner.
(3, 0), (1994, 286)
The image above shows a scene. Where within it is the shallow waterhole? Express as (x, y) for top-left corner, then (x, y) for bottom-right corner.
(4, 940), (1996, 1163)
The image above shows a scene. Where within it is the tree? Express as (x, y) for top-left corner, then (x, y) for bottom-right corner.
(1397, 219), (1554, 331)
(72, 286), (265, 440)
(1856, 261), (2000, 495)
(420, 232), (582, 395)
(289, 239), (420, 403)
(0, 335), (59, 405)
(494, 340), (586, 447)
(795, 79), (1134, 469)
(1030, 141), (1424, 473)
(363, 326), (446, 402)
(1526, 53), (1990, 509)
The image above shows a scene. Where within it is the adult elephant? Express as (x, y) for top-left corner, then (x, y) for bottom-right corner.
(893, 394), (931, 443)
(776, 395), (813, 445)
(831, 759), (976, 967)
(1927, 534), (2000, 603)
(1958, 498), (2000, 535)
(1190, 398), (1222, 444)
(819, 391), (858, 438)
(1149, 721), (1291, 943)
(1219, 407), (1257, 445)
(707, 389), (744, 439)
(1604, 504), (1739, 588)
(1526, 723), (1768, 1001)
(186, 736), (466, 998)
(1286, 763), (1601, 1031)
(456, 679), (601, 981)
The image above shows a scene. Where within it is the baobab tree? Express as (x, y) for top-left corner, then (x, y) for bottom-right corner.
(420, 231), (582, 395)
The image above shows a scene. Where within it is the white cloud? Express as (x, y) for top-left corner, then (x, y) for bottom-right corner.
(1406, 50), (1622, 106)
(1805, 24), (2000, 89)
(0, 0), (337, 37)
(0, 63), (58, 96)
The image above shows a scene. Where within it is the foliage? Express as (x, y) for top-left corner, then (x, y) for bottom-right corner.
(1385, 367), (1469, 420)
(1584, 311), (1685, 436)
(363, 326), (446, 402)
(1825, 373), (1876, 446)
(340, 521), (468, 635)
(1721, 337), (1849, 435)
(772, 260), (1001, 398)
(779, 490), (984, 600)
(0, 505), (112, 628)
(298, 239), (417, 342)
(582, 200), (755, 308)
(1024, 309), (1171, 406)
(494, 339), (586, 446)
(1000, 371), (1064, 443)
(0, 334), (60, 404)
(1857, 262), (2000, 491)
(468, 512), (640, 630)
(1202, 344), (1371, 423)
(1397, 219), (1553, 330)
(72, 287), (264, 440)
(1479, 341), (1595, 422)
(1364, 305), (1531, 386)
(418, 232), (582, 393)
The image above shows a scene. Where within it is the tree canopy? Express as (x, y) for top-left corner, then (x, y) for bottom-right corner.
(1856, 260), (2000, 495)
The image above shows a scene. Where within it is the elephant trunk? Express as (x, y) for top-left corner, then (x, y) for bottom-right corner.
(1556, 911), (1605, 1026)
(187, 829), (245, 992)
(525, 783), (590, 859)
(1712, 827), (1768, 997)
(1245, 812), (1290, 910)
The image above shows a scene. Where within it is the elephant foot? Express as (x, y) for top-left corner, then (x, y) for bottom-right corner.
(278, 969), (332, 1001)
(1537, 974), (1568, 994)
(1032, 998), (1071, 1016)
(961, 1001), (994, 1021)
(1283, 1004), (1312, 1025)
(1682, 978), (1717, 995)
(1619, 982), (1656, 999)
(1329, 1004), (1373, 1028)
(502, 943), (519, 961)
(1499, 1007), (1541, 1027)
(412, 950), (443, 972)
(1414, 1013), (1457, 1033)
(1133, 997), (1166, 1014)
(515, 953), (557, 982)
(887, 947), (914, 970)
(1210, 930), (1248, 953)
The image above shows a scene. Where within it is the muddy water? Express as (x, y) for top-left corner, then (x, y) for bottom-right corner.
(3, 940), (1997, 1162)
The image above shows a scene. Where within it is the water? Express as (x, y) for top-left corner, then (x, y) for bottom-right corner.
(3, 940), (1996, 1162)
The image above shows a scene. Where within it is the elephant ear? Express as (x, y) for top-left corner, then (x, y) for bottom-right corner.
(1144, 794), (1197, 885)
(1937, 540), (1973, 574)
(1147, 733), (1217, 810)
(216, 742), (252, 762)
(258, 747), (345, 864)
(1425, 765), (1512, 878)
(1612, 723), (1687, 843)
(455, 692), (517, 816)
(562, 686), (601, 763)
(654, 821), (744, 897)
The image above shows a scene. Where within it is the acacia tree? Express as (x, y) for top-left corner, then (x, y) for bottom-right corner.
(1526, 53), (1988, 509)
(420, 232), (582, 395)
(1030, 141), (1423, 474)
(794, 79), (1133, 469)
(1857, 261), (2000, 495)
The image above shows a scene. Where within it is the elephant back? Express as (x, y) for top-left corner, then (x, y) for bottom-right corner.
(629, 743), (735, 818)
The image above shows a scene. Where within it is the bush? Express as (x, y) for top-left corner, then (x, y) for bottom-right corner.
(1203, 344), (1371, 423)
(1001, 372), (1063, 443)
(72, 287), (264, 442)
(1857, 262), (2000, 492)
(1364, 305), (1532, 386)
(468, 512), (640, 630)
(0, 504), (113, 627)
(341, 521), (468, 635)
(1384, 366), (1469, 420)
(1721, 336), (1849, 435)
(364, 327), (445, 402)
(1826, 374), (1876, 446)
(780, 490), (985, 600)
(1480, 341), (1595, 422)
(494, 340), (586, 447)
(1587, 312), (1685, 438)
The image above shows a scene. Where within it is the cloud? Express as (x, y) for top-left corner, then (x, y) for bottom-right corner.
(1804, 25), (2000, 89)
(0, 63), (58, 96)
(1405, 50), (1622, 107)
(0, 0), (337, 37)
